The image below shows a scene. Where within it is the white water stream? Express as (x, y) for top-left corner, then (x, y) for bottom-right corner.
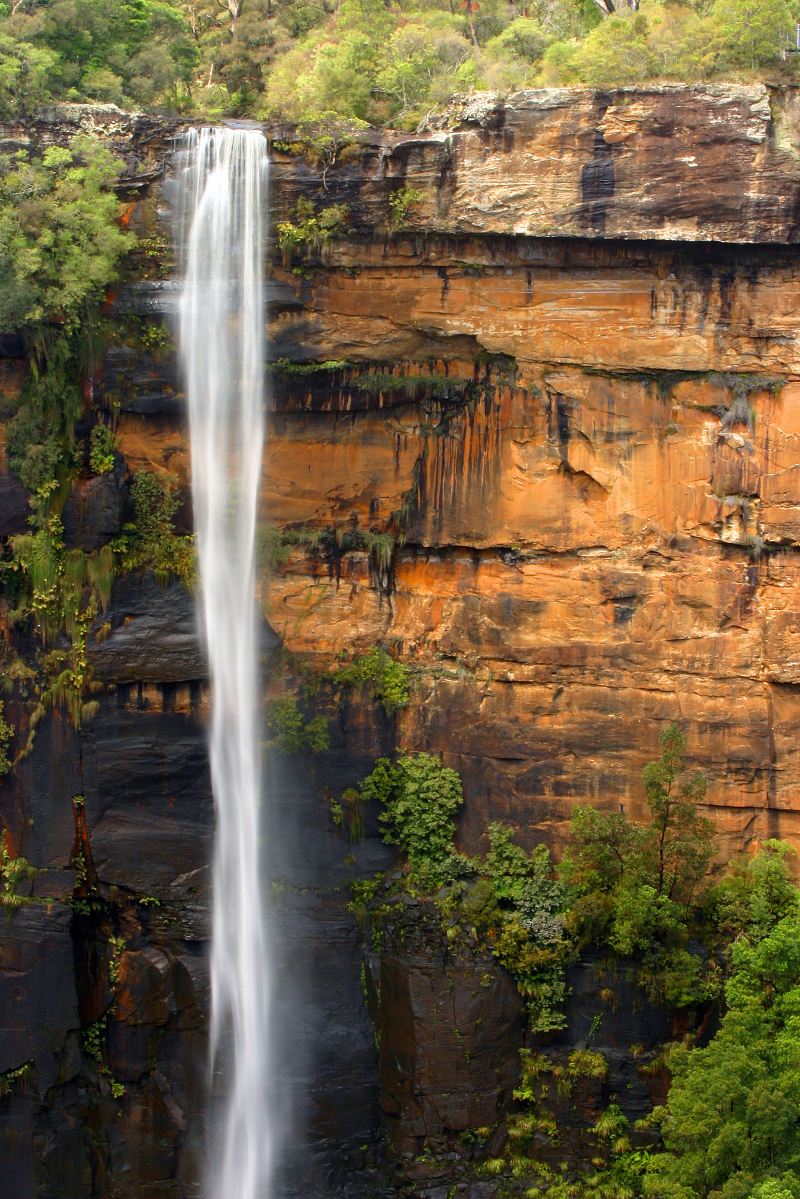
(176, 126), (272, 1199)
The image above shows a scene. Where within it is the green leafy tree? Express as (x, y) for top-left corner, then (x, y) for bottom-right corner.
(710, 0), (795, 70)
(641, 722), (711, 906)
(485, 16), (552, 63)
(645, 914), (800, 1198)
(709, 840), (799, 944)
(566, 10), (657, 85)
(0, 138), (129, 333)
(0, 138), (130, 491)
(2, 0), (197, 108)
(112, 471), (194, 585)
(478, 823), (569, 1028)
(561, 724), (714, 1004)
(358, 752), (463, 884)
(0, 32), (58, 115)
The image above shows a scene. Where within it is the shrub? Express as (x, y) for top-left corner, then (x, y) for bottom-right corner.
(267, 696), (330, 754)
(0, 34), (58, 118)
(709, 840), (799, 943)
(479, 824), (569, 1029)
(560, 723), (714, 1005)
(387, 185), (423, 230)
(0, 702), (12, 775)
(89, 424), (116, 475)
(332, 646), (410, 716)
(485, 17), (551, 63)
(276, 198), (349, 267)
(0, 137), (130, 335)
(112, 471), (194, 587)
(647, 914), (800, 1197)
(359, 752), (463, 884)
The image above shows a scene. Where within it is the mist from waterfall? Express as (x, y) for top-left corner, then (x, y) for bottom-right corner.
(176, 126), (272, 1199)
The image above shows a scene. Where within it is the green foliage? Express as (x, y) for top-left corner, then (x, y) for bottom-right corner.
(0, 833), (44, 908)
(332, 646), (410, 716)
(348, 731), (800, 1196)
(645, 913), (800, 1198)
(0, 135), (130, 556)
(0, 33), (58, 117)
(477, 823), (569, 1030)
(359, 752), (463, 886)
(0, 137), (130, 335)
(542, 1), (800, 88)
(561, 723), (715, 1006)
(0, 479), (112, 728)
(273, 358), (350, 375)
(89, 424), (116, 475)
(108, 934), (126, 987)
(0, 0), (799, 122)
(709, 840), (799, 944)
(8, 486), (112, 640)
(0, 1060), (33, 1096)
(81, 1016), (107, 1064)
(546, 11), (656, 87)
(267, 696), (330, 753)
(0, 701), (12, 775)
(483, 1048), (625, 1188)
(485, 16), (551, 64)
(5, 391), (66, 492)
(711, 0), (796, 71)
(112, 471), (194, 586)
(4, 484), (114, 732)
(387, 184), (423, 230)
(276, 197), (349, 267)
(0, 0), (197, 110)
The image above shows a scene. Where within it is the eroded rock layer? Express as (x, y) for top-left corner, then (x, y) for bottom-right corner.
(3, 86), (800, 1196)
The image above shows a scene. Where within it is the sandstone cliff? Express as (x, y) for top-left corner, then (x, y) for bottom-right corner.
(3, 85), (800, 1196)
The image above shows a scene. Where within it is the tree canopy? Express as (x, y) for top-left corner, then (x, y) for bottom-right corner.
(0, 0), (799, 124)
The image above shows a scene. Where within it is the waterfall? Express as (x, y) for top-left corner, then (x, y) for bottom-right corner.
(176, 127), (272, 1199)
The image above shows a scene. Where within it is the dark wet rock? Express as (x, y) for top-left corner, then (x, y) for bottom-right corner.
(0, 904), (83, 1196)
(82, 697), (213, 894)
(100, 344), (183, 418)
(62, 471), (124, 551)
(0, 471), (29, 536)
(89, 572), (205, 684)
(367, 899), (524, 1163)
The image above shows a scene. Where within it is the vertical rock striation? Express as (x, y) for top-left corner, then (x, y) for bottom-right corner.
(4, 87), (800, 1194)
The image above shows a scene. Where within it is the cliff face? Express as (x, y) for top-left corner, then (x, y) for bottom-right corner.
(3, 85), (800, 1197)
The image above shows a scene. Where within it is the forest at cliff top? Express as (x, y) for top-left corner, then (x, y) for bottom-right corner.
(1, 0), (800, 127)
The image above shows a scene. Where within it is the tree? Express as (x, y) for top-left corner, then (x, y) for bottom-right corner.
(645, 914), (800, 1198)
(0, 138), (131, 491)
(709, 841), (799, 944)
(710, 0), (794, 70)
(1, 0), (197, 108)
(358, 752), (464, 885)
(568, 10), (656, 85)
(642, 723), (712, 907)
(217, 0), (244, 31)
(560, 724), (714, 1004)
(0, 32), (57, 116)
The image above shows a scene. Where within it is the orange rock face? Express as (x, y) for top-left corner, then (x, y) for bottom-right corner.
(8, 91), (800, 862)
(260, 111), (800, 859)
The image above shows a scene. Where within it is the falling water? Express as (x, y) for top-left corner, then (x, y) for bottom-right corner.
(176, 127), (272, 1199)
